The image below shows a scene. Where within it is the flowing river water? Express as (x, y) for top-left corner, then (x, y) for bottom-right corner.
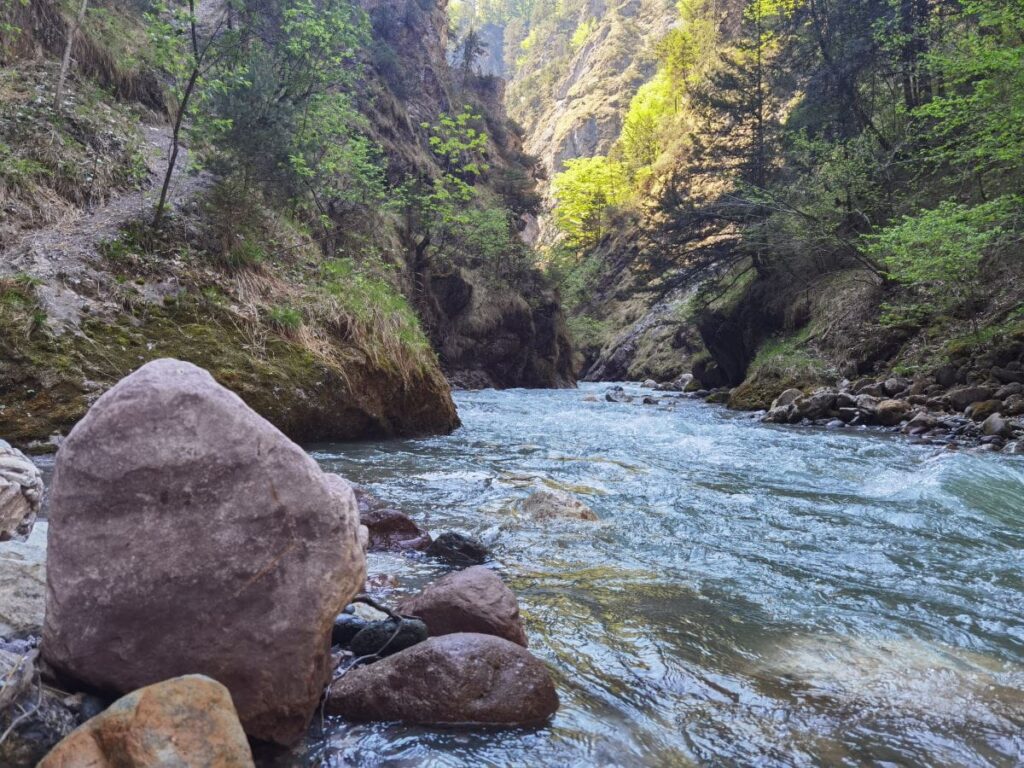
(302, 383), (1024, 767)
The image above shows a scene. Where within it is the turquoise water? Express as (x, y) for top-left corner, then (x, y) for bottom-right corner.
(303, 384), (1024, 767)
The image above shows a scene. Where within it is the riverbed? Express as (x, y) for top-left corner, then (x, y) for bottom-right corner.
(305, 383), (1024, 767)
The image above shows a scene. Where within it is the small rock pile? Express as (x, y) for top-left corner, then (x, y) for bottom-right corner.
(326, 565), (557, 726)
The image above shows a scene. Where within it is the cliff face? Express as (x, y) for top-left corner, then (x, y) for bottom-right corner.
(359, 0), (576, 389)
(508, 0), (676, 180)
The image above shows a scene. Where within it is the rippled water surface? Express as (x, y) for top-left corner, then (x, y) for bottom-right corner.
(305, 384), (1024, 767)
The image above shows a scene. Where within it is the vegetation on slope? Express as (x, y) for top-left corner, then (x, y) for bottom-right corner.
(532, 0), (1024, 393)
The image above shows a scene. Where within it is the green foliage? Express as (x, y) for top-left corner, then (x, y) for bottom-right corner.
(551, 156), (630, 248)
(424, 106), (491, 181)
(913, 1), (1024, 186)
(268, 304), (303, 333)
(571, 18), (597, 51)
(867, 195), (1022, 315)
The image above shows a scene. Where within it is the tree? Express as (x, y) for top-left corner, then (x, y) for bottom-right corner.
(551, 156), (630, 248)
(54, 0), (89, 111)
(459, 27), (488, 77)
(147, 0), (237, 229)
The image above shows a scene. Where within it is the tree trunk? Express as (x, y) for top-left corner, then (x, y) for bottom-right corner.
(54, 0), (89, 111)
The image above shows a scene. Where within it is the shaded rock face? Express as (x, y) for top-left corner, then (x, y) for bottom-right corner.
(324, 633), (558, 725)
(0, 440), (42, 541)
(424, 270), (576, 390)
(38, 675), (254, 768)
(0, 522), (47, 638)
(42, 359), (366, 745)
(398, 566), (528, 647)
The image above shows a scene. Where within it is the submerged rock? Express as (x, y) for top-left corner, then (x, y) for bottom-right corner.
(427, 531), (489, 566)
(398, 566), (528, 646)
(41, 359), (366, 745)
(324, 633), (558, 726)
(361, 508), (432, 552)
(38, 675), (254, 768)
(522, 489), (598, 522)
(0, 440), (43, 541)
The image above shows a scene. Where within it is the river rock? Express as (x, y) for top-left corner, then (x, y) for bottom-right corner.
(521, 489), (598, 521)
(949, 386), (994, 412)
(875, 399), (911, 426)
(324, 633), (558, 725)
(0, 440), (43, 541)
(349, 618), (428, 658)
(643, 379), (658, 389)
(605, 387), (633, 404)
(883, 377), (910, 397)
(41, 359), (367, 745)
(361, 508), (432, 552)
(426, 531), (489, 566)
(38, 675), (254, 768)
(771, 389), (803, 410)
(966, 399), (1002, 421)
(0, 522), (47, 638)
(1002, 394), (1024, 416)
(398, 566), (528, 646)
(982, 413), (1011, 438)
(902, 411), (937, 435)
(995, 382), (1023, 400)
(993, 367), (1024, 384)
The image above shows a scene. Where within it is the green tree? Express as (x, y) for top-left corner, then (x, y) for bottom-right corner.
(551, 156), (630, 248)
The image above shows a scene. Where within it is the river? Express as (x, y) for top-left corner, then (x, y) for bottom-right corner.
(302, 383), (1024, 767)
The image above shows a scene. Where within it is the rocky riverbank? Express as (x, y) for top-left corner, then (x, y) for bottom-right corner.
(0, 359), (560, 766)
(601, 372), (1024, 454)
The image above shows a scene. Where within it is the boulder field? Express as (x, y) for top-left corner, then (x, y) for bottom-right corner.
(0, 358), (560, 765)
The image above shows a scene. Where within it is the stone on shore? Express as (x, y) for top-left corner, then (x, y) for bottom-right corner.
(522, 489), (598, 521)
(38, 675), (254, 768)
(398, 566), (528, 646)
(41, 359), (366, 745)
(0, 522), (47, 638)
(324, 633), (558, 726)
(0, 440), (43, 541)
(874, 399), (911, 427)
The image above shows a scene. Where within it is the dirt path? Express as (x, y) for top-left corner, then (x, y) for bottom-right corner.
(1, 121), (210, 329)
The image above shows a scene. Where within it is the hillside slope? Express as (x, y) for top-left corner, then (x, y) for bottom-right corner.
(0, 0), (573, 451)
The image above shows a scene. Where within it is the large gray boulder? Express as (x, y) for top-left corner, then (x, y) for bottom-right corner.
(0, 440), (43, 541)
(324, 633), (558, 726)
(41, 359), (366, 745)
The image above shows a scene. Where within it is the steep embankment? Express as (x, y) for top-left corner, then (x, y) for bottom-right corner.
(0, 0), (573, 451)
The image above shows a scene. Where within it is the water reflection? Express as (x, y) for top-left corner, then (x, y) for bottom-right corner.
(304, 384), (1024, 767)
